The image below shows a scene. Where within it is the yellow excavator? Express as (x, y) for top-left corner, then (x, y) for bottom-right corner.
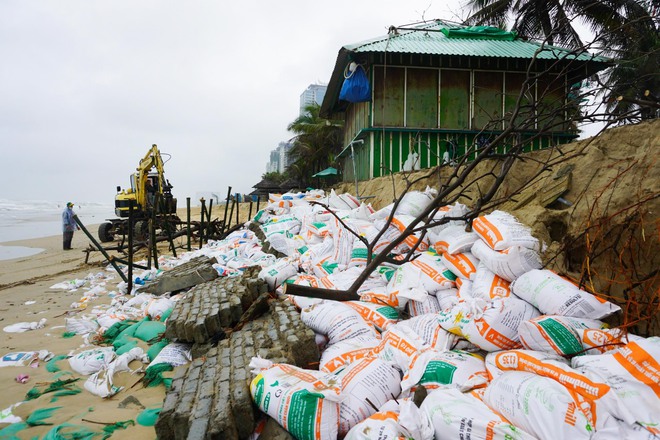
(98, 144), (178, 242)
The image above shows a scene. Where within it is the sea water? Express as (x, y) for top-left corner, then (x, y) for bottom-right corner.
(0, 199), (115, 260)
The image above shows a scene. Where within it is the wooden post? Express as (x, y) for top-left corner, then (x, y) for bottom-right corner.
(127, 201), (134, 294)
(199, 198), (206, 249)
(221, 186), (232, 235)
(248, 200), (253, 221)
(186, 197), (191, 251)
(72, 215), (127, 283)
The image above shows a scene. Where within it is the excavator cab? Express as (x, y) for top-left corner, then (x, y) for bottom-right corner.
(100, 144), (178, 242)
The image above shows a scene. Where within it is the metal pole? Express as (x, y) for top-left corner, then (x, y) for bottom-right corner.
(72, 215), (127, 283)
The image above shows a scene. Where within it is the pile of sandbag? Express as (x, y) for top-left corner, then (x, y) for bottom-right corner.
(241, 189), (657, 440)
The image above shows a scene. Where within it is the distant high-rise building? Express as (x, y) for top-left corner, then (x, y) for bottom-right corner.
(299, 84), (327, 116)
(265, 141), (293, 174)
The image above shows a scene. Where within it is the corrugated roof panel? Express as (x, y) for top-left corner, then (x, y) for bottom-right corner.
(345, 21), (608, 63)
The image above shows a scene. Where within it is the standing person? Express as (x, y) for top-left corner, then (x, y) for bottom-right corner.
(62, 202), (79, 250)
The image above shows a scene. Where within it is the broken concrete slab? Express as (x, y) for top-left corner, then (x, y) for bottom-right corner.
(139, 256), (219, 295)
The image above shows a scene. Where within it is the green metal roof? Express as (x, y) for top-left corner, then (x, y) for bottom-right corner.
(345, 21), (609, 62)
(320, 20), (612, 119)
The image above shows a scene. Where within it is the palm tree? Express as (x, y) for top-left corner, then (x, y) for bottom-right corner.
(464, 0), (658, 122)
(286, 103), (343, 187)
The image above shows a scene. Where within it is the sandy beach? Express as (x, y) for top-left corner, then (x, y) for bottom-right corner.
(0, 203), (256, 439)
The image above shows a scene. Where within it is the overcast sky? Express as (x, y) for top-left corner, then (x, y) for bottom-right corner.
(1, 0), (477, 205)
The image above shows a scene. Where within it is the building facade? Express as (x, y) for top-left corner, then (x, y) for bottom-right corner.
(320, 21), (609, 183)
(300, 84), (327, 115)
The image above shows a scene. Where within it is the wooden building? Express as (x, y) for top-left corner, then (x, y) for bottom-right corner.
(319, 20), (610, 182)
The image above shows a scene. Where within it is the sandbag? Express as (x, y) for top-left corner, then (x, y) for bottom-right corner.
(69, 347), (116, 376)
(401, 349), (488, 394)
(518, 315), (607, 356)
(471, 262), (511, 300)
(396, 187), (437, 217)
(421, 387), (536, 440)
(434, 225), (479, 255)
(345, 301), (399, 332)
(371, 324), (429, 373)
(250, 359), (343, 440)
(471, 240), (541, 281)
(472, 210), (539, 251)
(407, 295), (442, 317)
(147, 342), (192, 368)
(344, 398), (434, 440)
(439, 296), (540, 352)
(579, 328), (646, 355)
(425, 203), (469, 244)
(571, 338), (660, 436)
(399, 313), (458, 352)
(511, 269), (621, 319)
(320, 337), (380, 373)
(388, 252), (456, 297)
(441, 251), (479, 280)
(337, 356), (402, 436)
(484, 371), (594, 439)
(259, 258), (299, 290)
(300, 301), (379, 345)
(485, 349), (637, 431)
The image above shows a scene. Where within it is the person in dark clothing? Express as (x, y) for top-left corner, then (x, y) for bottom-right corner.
(62, 202), (80, 250)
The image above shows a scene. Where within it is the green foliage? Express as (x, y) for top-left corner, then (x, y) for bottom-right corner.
(286, 103), (343, 187)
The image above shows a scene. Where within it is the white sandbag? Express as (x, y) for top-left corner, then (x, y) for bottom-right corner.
(371, 324), (429, 373)
(396, 187), (437, 217)
(147, 342), (192, 368)
(518, 315), (607, 356)
(441, 251), (479, 280)
(511, 269), (621, 318)
(84, 347), (146, 398)
(483, 371), (594, 439)
(337, 356), (403, 437)
(259, 258), (299, 290)
(320, 337), (380, 373)
(0, 350), (52, 368)
(485, 349), (570, 381)
(388, 252), (456, 298)
(345, 301), (399, 332)
(3, 318), (47, 333)
(250, 360), (343, 440)
(471, 240), (541, 282)
(143, 297), (175, 321)
(472, 210), (539, 251)
(300, 301), (379, 345)
(571, 338), (660, 436)
(345, 398), (434, 440)
(399, 313), (458, 352)
(421, 387), (536, 440)
(425, 203), (469, 243)
(471, 262), (511, 300)
(579, 328), (645, 355)
(401, 349), (488, 394)
(407, 295), (442, 317)
(348, 237), (369, 268)
(65, 317), (100, 335)
(69, 347), (116, 375)
(435, 288), (461, 312)
(485, 349), (638, 431)
(434, 225), (479, 255)
(330, 217), (354, 268)
(439, 297), (540, 352)
(328, 189), (360, 210)
(260, 215), (301, 237)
